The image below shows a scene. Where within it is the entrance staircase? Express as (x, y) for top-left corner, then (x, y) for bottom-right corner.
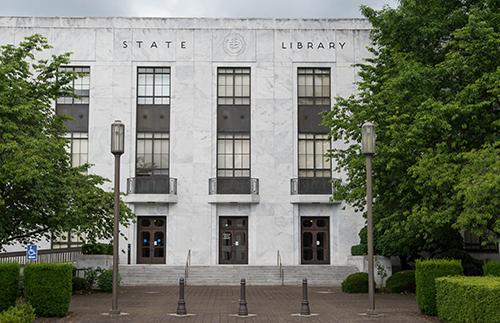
(120, 265), (357, 286)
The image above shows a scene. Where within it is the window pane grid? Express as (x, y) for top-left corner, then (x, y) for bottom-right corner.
(65, 132), (88, 168)
(136, 132), (170, 176)
(298, 134), (331, 178)
(137, 67), (171, 105)
(217, 67), (250, 105)
(57, 66), (90, 104)
(217, 133), (250, 177)
(297, 68), (330, 106)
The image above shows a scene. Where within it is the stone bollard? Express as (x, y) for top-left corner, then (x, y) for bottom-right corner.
(238, 278), (249, 316)
(176, 278), (187, 315)
(300, 278), (311, 316)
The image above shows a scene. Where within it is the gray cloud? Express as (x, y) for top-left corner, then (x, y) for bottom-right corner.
(1, 0), (397, 18)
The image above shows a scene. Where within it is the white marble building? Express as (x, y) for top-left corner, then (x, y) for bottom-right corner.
(0, 17), (371, 269)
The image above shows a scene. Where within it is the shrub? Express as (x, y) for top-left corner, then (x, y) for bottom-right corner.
(24, 263), (72, 317)
(341, 272), (369, 293)
(96, 269), (114, 292)
(72, 277), (91, 293)
(434, 248), (483, 276)
(436, 276), (500, 323)
(350, 244), (367, 256)
(483, 260), (500, 277)
(415, 259), (462, 316)
(0, 263), (20, 312)
(0, 303), (35, 323)
(386, 270), (415, 293)
(81, 243), (113, 255)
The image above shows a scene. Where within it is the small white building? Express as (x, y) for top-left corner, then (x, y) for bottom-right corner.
(0, 17), (376, 282)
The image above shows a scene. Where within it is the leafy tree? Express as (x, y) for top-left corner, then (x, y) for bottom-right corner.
(0, 35), (134, 248)
(323, 0), (499, 258)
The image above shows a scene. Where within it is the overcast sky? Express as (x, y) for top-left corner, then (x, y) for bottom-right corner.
(0, 0), (397, 18)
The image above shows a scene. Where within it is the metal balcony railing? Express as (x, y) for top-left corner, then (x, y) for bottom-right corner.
(209, 177), (259, 195)
(290, 177), (340, 195)
(127, 176), (177, 194)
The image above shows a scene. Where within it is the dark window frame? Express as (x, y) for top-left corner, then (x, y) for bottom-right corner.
(463, 230), (499, 253)
(65, 132), (88, 168)
(298, 133), (332, 178)
(217, 133), (251, 177)
(217, 67), (251, 106)
(135, 132), (170, 176)
(56, 66), (90, 105)
(136, 67), (171, 105)
(297, 67), (331, 107)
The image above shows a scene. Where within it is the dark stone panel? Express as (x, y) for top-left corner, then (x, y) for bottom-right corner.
(298, 106), (330, 133)
(297, 177), (332, 195)
(133, 175), (170, 194)
(216, 177), (251, 194)
(56, 104), (89, 132)
(137, 105), (170, 132)
(217, 106), (250, 132)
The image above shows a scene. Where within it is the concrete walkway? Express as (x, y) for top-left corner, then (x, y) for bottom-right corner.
(36, 286), (438, 323)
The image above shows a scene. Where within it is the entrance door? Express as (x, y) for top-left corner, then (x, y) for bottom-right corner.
(137, 216), (166, 264)
(219, 217), (248, 264)
(301, 217), (330, 264)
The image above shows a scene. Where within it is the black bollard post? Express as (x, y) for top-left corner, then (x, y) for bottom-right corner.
(176, 278), (187, 315)
(300, 278), (311, 316)
(238, 278), (248, 316)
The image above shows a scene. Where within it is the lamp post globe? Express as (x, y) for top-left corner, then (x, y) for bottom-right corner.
(361, 122), (375, 156)
(111, 120), (125, 155)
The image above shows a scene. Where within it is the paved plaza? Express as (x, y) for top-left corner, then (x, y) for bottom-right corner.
(35, 286), (438, 323)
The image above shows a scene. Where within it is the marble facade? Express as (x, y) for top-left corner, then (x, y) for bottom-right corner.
(0, 17), (371, 266)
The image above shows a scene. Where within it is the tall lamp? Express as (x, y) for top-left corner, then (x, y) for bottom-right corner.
(110, 120), (125, 315)
(361, 122), (376, 313)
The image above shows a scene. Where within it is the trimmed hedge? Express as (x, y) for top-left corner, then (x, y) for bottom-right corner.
(483, 260), (500, 277)
(386, 270), (415, 293)
(341, 272), (368, 293)
(350, 244), (367, 256)
(81, 243), (113, 255)
(415, 259), (463, 316)
(24, 263), (72, 317)
(0, 263), (20, 312)
(436, 276), (500, 323)
(0, 303), (35, 323)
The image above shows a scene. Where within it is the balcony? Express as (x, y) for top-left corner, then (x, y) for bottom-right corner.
(290, 177), (341, 204)
(124, 176), (177, 204)
(208, 177), (260, 204)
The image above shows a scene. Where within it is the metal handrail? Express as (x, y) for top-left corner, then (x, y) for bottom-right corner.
(0, 247), (82, 265)
(184, 249), (191, 284)
(277, 250), (284, 286)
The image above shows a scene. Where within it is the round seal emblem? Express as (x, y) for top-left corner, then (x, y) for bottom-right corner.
(223, 32), (246, 56)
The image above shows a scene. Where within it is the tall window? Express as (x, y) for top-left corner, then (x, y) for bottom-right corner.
(297, 68), (331, 179)
(137, 67), (170, 105)
(217, 134), (250, 177)
(464, 230), (499, 252)
(298, 68), (330, 106)
(57, 66), (90, 104)
(217, 68), (250, 105)
(298, 134), (331, 177)
(65, 132), (88, 167)
(136, 133), (169, 176)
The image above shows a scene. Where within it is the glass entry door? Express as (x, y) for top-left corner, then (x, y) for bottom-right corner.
(137, 216), (166, 264)
(219, 217), (248, 264)
(301, 217), (330, 264)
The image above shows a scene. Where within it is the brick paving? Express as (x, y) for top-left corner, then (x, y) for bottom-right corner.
(35, 286), (438, 323)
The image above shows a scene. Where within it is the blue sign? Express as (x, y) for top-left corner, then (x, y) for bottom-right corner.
(26, 244), (38, 261)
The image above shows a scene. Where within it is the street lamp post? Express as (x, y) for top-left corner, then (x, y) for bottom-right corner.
(110, 120), (125, 315)
(361, 122), (376, 313)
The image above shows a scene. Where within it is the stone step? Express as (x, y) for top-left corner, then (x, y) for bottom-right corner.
(119, 265), (357, 286)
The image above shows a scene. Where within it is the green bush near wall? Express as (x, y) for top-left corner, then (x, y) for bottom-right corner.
(0, 263), (20, 312)
(24, 263), (72, 317)
(483, 260), (500, 276)
(0, 303), (36, 323)
(436, 276), (500, 323)
(341, 272), (369, 293)
(386, 270), (416, 293)
(415, 259), (462, 315)
(81, 243), (113, 255)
